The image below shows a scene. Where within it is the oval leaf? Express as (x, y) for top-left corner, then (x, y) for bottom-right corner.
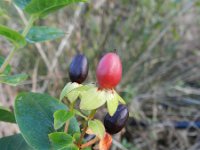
(0, 106), (16, 123)
(0, 134), (33, 150)
(54, 110), (74, 130)
(26, 26), (65, 43)
(13, 0), (31, 9)
(60, 82), (82, 101)
(0, 73), (28, 86)
(88, 119), (105, 139)
(80, 87), (106, 110)
(106, 91), (118, 116)
(67, 84), (96, 103)
(24, 0), (86, 17)
(14, 92), (79, 149)
(114, 90), (126, 104)
(48, 132), (78, 150)
(0, 25), (26, 48)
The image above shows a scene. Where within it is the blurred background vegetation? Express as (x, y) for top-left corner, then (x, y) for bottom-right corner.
(0, 0), (200, 149)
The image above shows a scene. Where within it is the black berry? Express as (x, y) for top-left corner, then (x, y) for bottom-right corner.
(104, 104), (129, 134)
(69, 54), (89, 83)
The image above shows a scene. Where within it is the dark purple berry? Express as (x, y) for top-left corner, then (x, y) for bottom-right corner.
(104, 104), (129, 134)
(69, 54), (89, 83)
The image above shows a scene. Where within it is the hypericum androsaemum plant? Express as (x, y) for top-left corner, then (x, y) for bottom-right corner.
(0, 1), (129, 150)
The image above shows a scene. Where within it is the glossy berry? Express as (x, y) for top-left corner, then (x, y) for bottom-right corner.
(104, 104), (129, 134)
(69, 54), (89, 84)
(96, 52), (122, 89)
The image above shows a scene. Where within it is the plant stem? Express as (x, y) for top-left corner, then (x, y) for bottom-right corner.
(64, 121), (69, 133)
(22, 15), (37, 37)
(80, 136), (99, 149)
(64, 103), (74, 133)
(78, 109), (96, 149)
(0, 15), (37, 74)
(0, 47), (17, 73)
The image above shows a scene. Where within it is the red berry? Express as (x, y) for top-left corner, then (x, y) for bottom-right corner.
(96, 52), (122, 89)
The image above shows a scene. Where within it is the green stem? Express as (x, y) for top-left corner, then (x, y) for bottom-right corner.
(0, 47), (17, 73)
(0, 15), (37, 74)
(78, 109), (96, 149)
(64, 103), (75, 133)
(69, 102), (74, 112)
(22, 15), (37, 37)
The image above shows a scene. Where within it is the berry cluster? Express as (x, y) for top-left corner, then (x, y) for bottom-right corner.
(68, 52), (129, 135)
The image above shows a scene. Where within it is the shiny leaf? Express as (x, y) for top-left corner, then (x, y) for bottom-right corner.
(0, 134), (33, 150)
(14, 92), (79, 149)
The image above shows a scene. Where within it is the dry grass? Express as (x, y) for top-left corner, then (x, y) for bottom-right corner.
(0, 0), (200, 149)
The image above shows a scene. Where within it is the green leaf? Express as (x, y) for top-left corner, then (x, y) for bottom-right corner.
(54, 110), (74, 130)
(114, 90), (126, 104)
(59, 145), (79, 150)
(24, 0), (86, 17)
(80, 87), (107, 110)
(48, 132), (76, 150)
(72, 132), (81, 142)
(0, 73), (28, 86)
(74, 110), (87, 120)
(25, 26), (65, 43)
(14, 92), (80, 150)
(0, 134), (33, 150)
(0, 56), (11, 76)
(13, 0), (31, 9)
(88, 119), (105, 139)
(60, 82), (82, 102)
(107, 92), (119, 116)
(67, 84), (96, 103)
(0, 25), (26, 48)
(68, 116), (80, 135)
(0, 106), (16, 123)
